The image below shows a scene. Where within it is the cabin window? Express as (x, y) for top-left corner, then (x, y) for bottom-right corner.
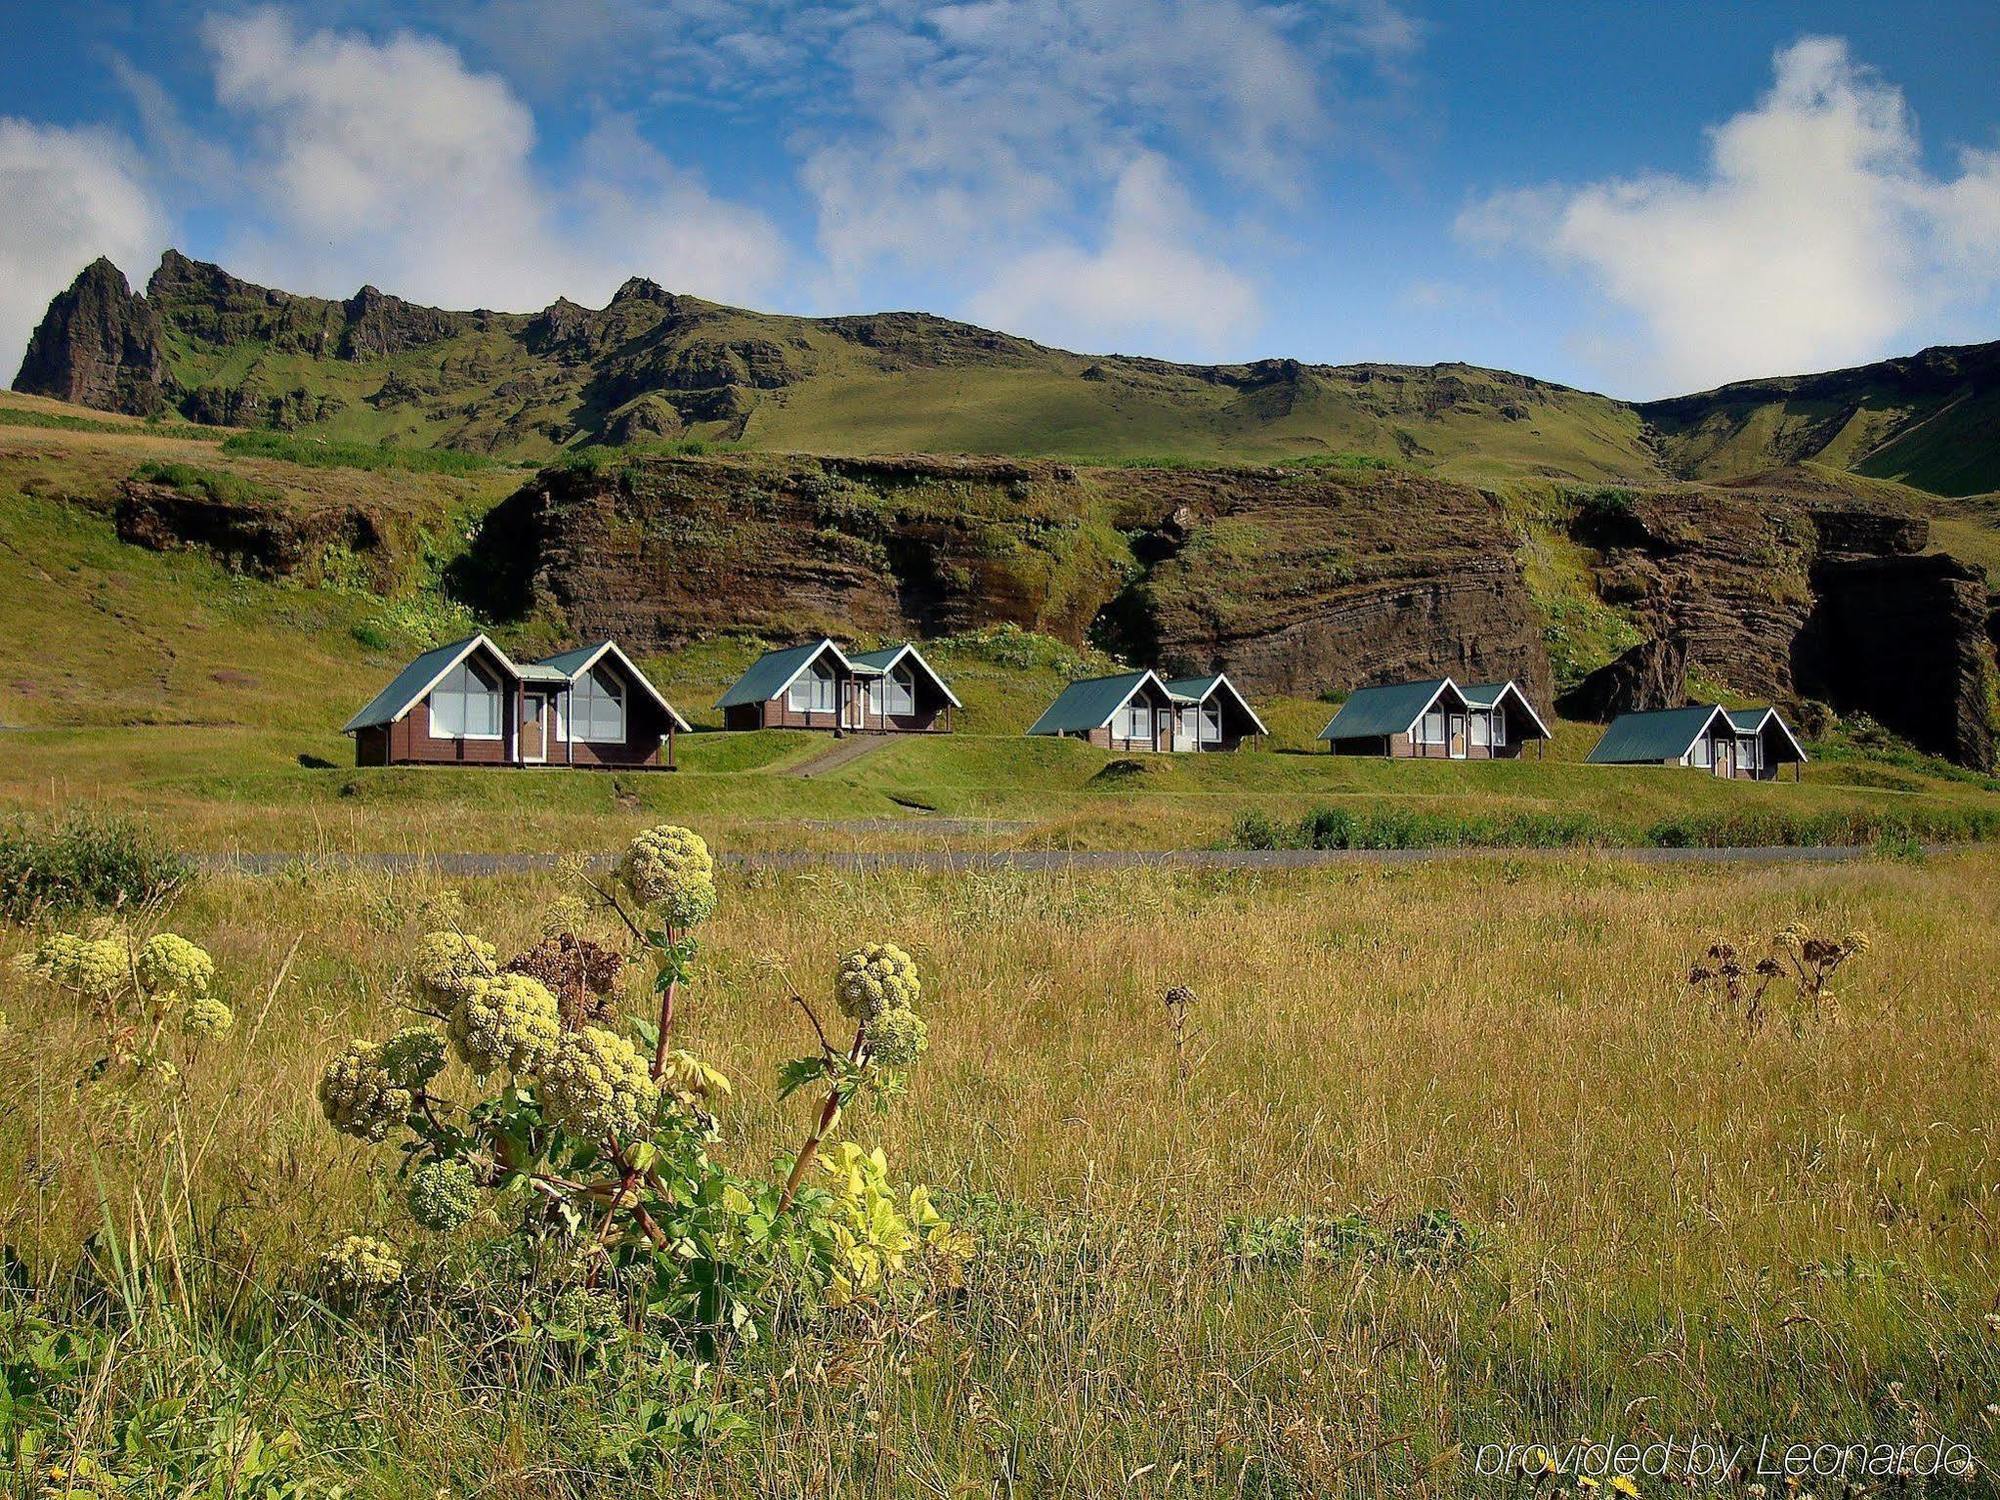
(1200, 702), (1223, 743)
(572, 667), (625, 743)
(1689, 736), (1712, 768)
(789, 660), (837, 713)
(1120, 702), (1152, 741)
(1740, 736), (1761, 771)
(1470, 713), (1490, 749)
(1491, 705), (1508, 746)
(1419, 711), (1446, 745)
(885, 665), (916, 716)
(431, 660), (502, 739)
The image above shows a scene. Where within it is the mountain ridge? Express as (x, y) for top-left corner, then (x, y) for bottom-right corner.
(13, 250), (1999, 496)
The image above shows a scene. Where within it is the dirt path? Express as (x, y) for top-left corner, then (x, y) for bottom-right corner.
(783, 734), (894, 779)
(198, 844), (1933, 878)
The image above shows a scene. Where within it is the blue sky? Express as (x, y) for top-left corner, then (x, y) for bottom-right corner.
(1, 0), (1996, 398)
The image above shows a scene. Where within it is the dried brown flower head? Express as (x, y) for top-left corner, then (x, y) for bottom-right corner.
(504, 932), (625, 1031)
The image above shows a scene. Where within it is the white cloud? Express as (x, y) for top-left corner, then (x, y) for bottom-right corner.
(200, 7), (785, 311)
(590, 0), (1413, 355)
(967, 154), (1260, 357)
(0, 120), (167, 379)
(1459, 37), (2000, 394)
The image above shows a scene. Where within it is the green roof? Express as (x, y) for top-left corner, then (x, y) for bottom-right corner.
(1461, 680), (1552, 738)
(1585, 705), (1727, 764)
(847, 643), (963, 706)
(537, 640), (613, 676)
(715, 640), (837, 709)
(343, 636), (488, 734)
(1026, 671), (1158, 735)
(1318, 679), (1458, 741)
(1162, 673), (1269, 735)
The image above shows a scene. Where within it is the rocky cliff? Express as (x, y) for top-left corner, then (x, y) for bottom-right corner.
(1567, 476), (1997, 767)
(470, 452), (1553, 705)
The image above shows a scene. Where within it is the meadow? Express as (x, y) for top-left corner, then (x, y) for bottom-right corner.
(3, 841), (1998, 1495)
(5, 389), (2000, 1496)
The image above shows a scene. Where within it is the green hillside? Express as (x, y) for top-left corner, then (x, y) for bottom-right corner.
(14, 252), (1659, 482)
(20, 252), (2000, 498)
(1639, 341), (2000, 498)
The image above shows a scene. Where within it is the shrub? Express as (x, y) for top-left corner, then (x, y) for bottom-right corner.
(14, 926), (229, 1081)
(0, 815), (190, 922)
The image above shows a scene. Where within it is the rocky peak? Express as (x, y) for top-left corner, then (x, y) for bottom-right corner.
(12, 257), (168, 415)
(337, 284), (466, 360)
(611, 277), (671, 306)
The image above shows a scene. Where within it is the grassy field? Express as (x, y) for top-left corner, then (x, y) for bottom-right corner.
(4, 385), (1999, 1495)
(3, 845), (1997, 1494)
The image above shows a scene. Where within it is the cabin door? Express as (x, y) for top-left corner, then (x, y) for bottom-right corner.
(1712, 737), (1733, 777)
(1448, 713), (1468, 759)
(521, 694), (548, 764)
(841, 681), (863, 731)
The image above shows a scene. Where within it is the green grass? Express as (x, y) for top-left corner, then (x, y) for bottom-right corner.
(4, 848), (1999, 1493)
(220, 429), (521, 475)
(0, 404), (226, 441)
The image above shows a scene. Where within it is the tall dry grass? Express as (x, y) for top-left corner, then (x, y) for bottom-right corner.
(2, 848), (1997, 1494)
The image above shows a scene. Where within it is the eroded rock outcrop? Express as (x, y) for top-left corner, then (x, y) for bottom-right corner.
(1557, 634), (1689, 722)
(115, 479), (396, 586)
(13, 259), (169, 415)
(1571, 480), (1996, 767)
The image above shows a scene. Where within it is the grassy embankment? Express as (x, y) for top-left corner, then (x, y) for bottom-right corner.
(2, 844), (1998, 1493)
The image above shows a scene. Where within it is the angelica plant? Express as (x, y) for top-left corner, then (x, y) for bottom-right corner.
(314, 825), (969, 1349)
(14, 925), (231, 1083)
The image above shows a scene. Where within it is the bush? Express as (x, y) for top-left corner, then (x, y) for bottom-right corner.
(0, 815), (191, 922)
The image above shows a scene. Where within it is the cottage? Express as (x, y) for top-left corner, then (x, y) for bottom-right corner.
(714, 639), (958, 733)
(1317, 677), (1550, 758)
(1586, 703), (1806, 779)
(344, 635), (689, 769)
(1159, 674), (1268, 750)
(1026, 670), (1264, 752)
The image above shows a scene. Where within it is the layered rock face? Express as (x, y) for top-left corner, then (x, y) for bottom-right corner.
(1088, 466), (1552, 704)
(1572, 484), (1995, 767)
(13, 259), (168, 414)
(473, 454), (1120, 649)
(474, 454), (1553, 706)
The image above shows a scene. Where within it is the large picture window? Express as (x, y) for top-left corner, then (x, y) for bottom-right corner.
(789, 661), (837, 713)
(1419, 711), (1446, 745)
(1200, 703), (1223, 744)
(430, 660), (502, 739)
(1491, 705), (1508, 747)
(885, 666), (916, 716)
(1120, 702), (1152, 741)
(572, 667), (625, 743)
